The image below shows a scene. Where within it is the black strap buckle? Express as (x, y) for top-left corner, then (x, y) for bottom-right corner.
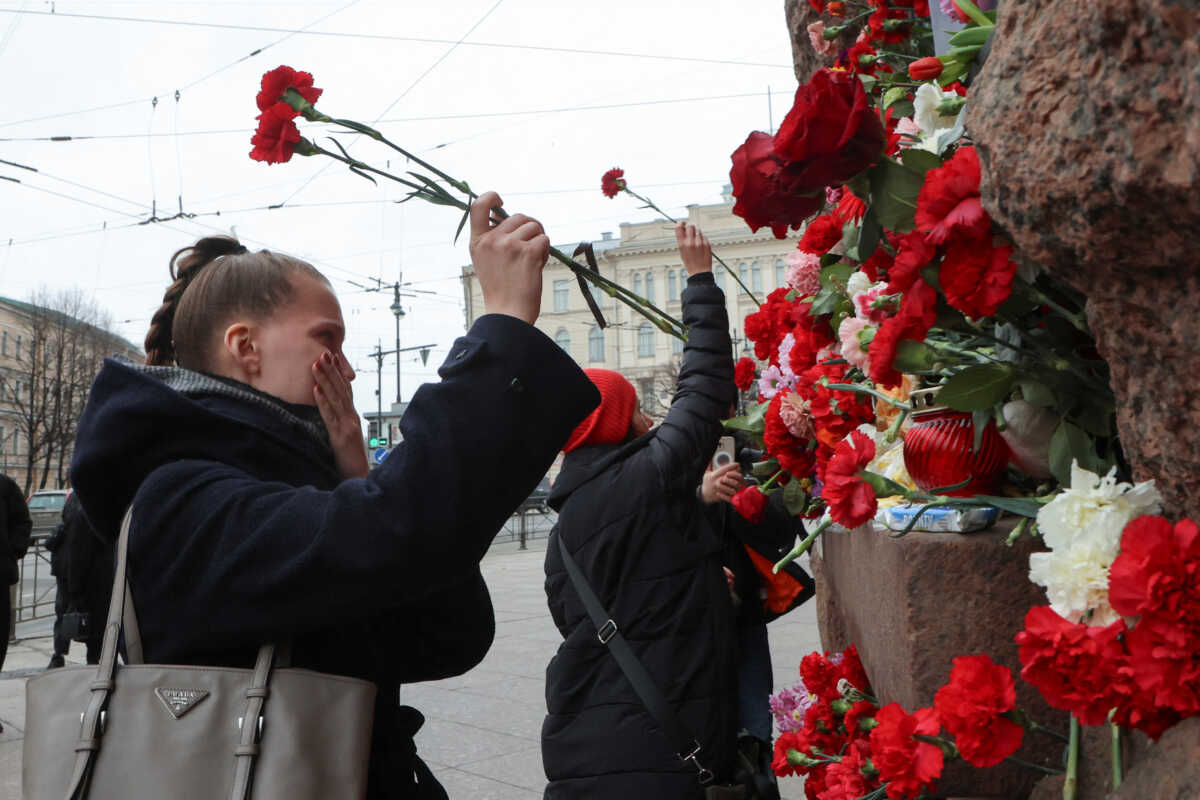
(596, 619), (618, 644)
(680, 740), (714, 785)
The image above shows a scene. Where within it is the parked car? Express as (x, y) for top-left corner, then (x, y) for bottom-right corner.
(27, 489), (69, 532)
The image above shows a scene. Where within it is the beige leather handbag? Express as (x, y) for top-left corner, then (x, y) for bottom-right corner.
(23, 508), (377, 799)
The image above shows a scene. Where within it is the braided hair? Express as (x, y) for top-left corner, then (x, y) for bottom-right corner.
(144, 237), (326, 369)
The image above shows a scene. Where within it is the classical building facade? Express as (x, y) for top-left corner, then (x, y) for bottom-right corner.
(0, 296), (141, 493)
(461, 191), (802, 416)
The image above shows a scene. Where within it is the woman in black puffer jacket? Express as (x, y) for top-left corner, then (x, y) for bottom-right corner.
(542, 222), (739, 799)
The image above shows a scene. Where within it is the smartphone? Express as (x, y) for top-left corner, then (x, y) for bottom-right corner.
(712, 435), (736, 470)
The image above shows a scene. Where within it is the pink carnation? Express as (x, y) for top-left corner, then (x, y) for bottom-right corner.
(838, 317), (872, 373)
(807, 21), (838, 56)
(786, 250), (823, 297)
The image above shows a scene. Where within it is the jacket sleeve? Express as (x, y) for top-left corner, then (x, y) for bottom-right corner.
(128, 315), (599, 652)
(640, 273), (736, 490)
(5, 478), (31, 561)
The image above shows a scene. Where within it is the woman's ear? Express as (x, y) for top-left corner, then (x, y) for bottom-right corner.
(222, 322), (260, 377)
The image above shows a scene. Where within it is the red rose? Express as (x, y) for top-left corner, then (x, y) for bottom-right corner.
(1109, 515), (1200, 621)
(249, 102), (302, 164)
(731, 486), (768, 523)
(869, 704), (944, 800)
(735, 357), (757, 391)
(1016, 606), (1128, 725)
(915, 146), (990, 245)
(938, 236), (1016, 319)
(730, 131), (824, 238)
(798, 214), (844, 255)
(933, 654), (1024, 767)
(256, 65), (322, 113)
(773, 69), (887, 192)
(764, 391), (818, 477)
(908, 56), (944, 81)
(601, 167), (626, 199)
(822, 430), (877, 529)
(817, 739), (876, 800)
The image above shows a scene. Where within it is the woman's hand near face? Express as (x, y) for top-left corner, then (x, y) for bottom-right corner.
(312, 351), (369, 480)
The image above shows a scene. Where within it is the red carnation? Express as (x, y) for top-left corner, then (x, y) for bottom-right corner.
(1016, 606), (1128, 725)
(817, 739), (875, 800)
(731, 486), (768, 523)
(764, 391), (818, 477)
(256, 65), (321, 113)
(915, 146), (990, 245)
(1109, 515), (1200, 621)
(798, 214), (844, 255)
(822, 430), (877, 528)
(933, 654), (1024, 767)
(869, 704), (943, 800)
(735, 357), (757, 391)
(731, 131), (823, 238)
(601, 167), (626, 199)
(773, 69), (887, 193)
(249, 102), (302, 164)
(939, 237), (1016, 319)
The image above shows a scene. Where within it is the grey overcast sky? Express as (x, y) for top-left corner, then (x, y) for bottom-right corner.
(0, 0), (798, 414)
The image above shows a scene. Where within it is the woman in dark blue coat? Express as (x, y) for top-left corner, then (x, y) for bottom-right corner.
(542, 222), (739, 798)
(69, 192), (599, 799)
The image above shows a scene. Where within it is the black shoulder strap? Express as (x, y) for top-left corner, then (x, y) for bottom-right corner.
(556, 533), (714, 786)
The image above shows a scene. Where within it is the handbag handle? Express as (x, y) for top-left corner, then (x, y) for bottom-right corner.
(62, 506), (278, 800)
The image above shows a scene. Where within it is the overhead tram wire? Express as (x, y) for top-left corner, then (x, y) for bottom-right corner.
(273, 0), (507, 209)
(0, 0), (363, 130)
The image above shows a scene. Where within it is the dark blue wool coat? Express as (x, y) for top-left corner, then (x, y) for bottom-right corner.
(542, 274), (740, 799)
(70, 314), (599, 799)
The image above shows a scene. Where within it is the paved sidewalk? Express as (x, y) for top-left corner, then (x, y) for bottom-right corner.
(0, 533), (819, 799)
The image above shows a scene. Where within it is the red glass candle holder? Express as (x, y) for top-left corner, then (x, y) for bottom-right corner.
(903, 389), (1009, 496)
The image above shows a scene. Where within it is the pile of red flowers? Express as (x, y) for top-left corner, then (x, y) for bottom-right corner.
(1017, 514), (1200, 740)
(773, 648), (1028, 800)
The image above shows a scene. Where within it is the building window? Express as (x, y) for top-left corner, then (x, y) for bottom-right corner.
(751, 260), (762, 293)
(775, 257), (786, 288)
(637, 323), (654, 357)
(668, 270), (678, 301)
(588, 326), (604, 362)
(645, 272), (655, 305)
(553, 280), (569, 312)
(555, 329), (570, 352)
(633, 273), (642, 296)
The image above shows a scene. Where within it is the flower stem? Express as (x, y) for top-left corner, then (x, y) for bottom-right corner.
(774, 517), (833, 573)
(621, 187), (761, 307)
(1063, 716), (1079, 800)
(1111, 718), (1123, 790)
(1004, 756), (1064, 776)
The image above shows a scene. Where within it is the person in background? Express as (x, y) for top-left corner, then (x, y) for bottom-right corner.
(45, 492), (112, 668)
(542, 222), (739, 798)
(1, 471), (33, 725)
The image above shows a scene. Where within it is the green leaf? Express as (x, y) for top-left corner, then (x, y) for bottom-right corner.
(1017, 379), (1056, 408)
(782, 478), (809, 516)
(892, 339), (938, 373)
(882, 86), (909, 109)
(1049, 419), (1095, 485)
(724, 401), (768, 435)
(858, 208), (882, 263)
(937, 364), (1015, 412)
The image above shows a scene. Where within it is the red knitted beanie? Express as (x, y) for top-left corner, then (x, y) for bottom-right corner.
(563, 369), (638, 453)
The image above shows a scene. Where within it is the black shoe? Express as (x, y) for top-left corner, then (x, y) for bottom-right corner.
(47, 654), (65, 669)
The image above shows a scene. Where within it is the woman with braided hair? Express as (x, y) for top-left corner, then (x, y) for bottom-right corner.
(68, 191), (600, 799)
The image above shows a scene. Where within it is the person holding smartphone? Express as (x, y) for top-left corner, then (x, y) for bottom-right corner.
(542, 222), (739, 798)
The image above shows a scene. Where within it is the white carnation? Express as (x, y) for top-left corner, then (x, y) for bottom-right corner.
(1029, 461), (1161, 625)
